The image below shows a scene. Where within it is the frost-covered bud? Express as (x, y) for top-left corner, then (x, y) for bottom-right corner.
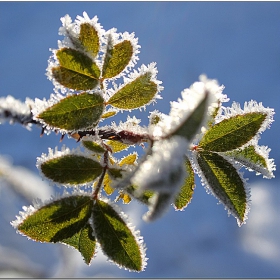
(131, 136), (188, 195)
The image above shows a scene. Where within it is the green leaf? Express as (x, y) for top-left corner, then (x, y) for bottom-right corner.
(174, 157), (195, 210)
(107, 72), (158, 110)
(196, 151), (248, 225)
(82, 140), (106, 153)
(102, 39), (133, 79)
(61, 223), (96, 265)
(41, 155), (103, 185)
(53, 48), (100, 90)
(199, 112), (267, 152)
(79, 23), (100, 57)
(225, 145), (270, 176)
(17, 195), (92, 243)
(171, 93), (208, 141)
(38, 92), (104, 131)
(93, 199), (145, 271)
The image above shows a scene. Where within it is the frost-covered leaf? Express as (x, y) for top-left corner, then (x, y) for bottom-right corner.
(196, 151), (248, 226)
(79, 23), (100, 57)
(107, 72), (158, 110)
(199, 112), (267, 152)
(102, 39), (133, 79)
(61, 222), (96, 265)
(82, 140), (106, 153)
(40, 154), (103, 185)
(174, 157), (195, 211)
(103, 173), (115, 195)
(143, 192), (173, 222)
(16, 195), (92, 243)
(119, 153), (137, 166)
(92, 199), (146, 271)
(106, 139), (129, 153)
(52, 48), (100, 90)
(131, 137), (188, 194)
(38, 93), (104, 131)
(225, 145), (275, 179)
(101, 110), (118, 119)
(170, 93), (208, 141)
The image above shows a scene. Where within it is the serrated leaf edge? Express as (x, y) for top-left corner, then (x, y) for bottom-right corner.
(223, 144), (276, 179)
(32, 92), (104, 134)
(11, 190), (92, 237)
(101, 29), (141, 80)
(106, 63), (163, 110)
(36, 145), (103, 187)
(94, 197), (147, 272)
(192, 151), (251, 226)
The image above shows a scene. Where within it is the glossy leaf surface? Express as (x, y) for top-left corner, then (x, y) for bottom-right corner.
(17, 196), (92, 243)
(197, 151), (247, 225)
(38, 93), (104, 131)
(61, 223), (96, 265)
(199, 112), (267, 152)
(41, 155), (103, 185)
(174, 157), (195, 210)
(107, 73), (158, 109)
(93, 199), (144, 271)
(52, 48), (100, 90)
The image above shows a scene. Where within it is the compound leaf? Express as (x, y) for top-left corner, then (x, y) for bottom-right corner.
(40, 155), (103, 185)
(61, 223), (96, 265)
(38, 92), (104, 131)
(107, 72), (158, 110)
(92, 199), (145, 271)
(102, 39), (133, 79)
(199, 112), (267, 152)
(171, 93), (208, 141)
(17, 195), (92, 243)
(196, 151), (248, 225)
(79, 23), (99, 57)
(52, 48), (100, 90)
(174, 157), (195, 210)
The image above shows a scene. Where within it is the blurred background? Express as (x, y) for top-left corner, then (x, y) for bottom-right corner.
(0, 1), (280, 278)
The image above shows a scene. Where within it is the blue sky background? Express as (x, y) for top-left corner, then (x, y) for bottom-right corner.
(0, 1), (280, 278)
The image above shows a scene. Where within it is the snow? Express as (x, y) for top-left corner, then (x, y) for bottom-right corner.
(0, 2), (280, 278)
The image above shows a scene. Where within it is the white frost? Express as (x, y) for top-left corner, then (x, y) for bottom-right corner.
(131, 136), (188, 195)
(150, 75), (228, 139)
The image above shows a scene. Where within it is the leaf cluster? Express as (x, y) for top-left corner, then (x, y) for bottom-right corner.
(8, 12), (275, 272)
